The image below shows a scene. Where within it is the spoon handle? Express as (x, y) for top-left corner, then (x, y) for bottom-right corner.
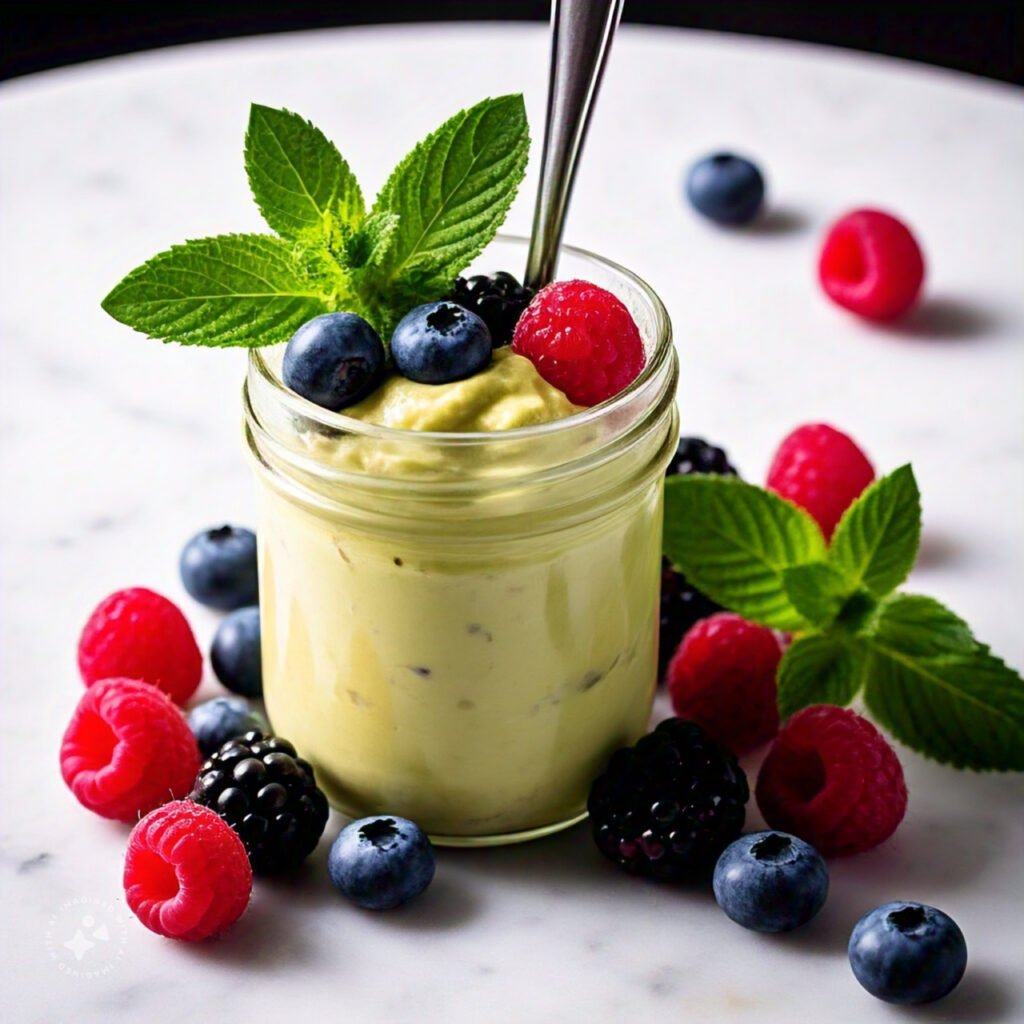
(525, 0), (624, 291)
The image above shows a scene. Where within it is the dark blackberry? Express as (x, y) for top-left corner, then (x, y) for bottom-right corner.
(659, 436), (738, 677)
(659, 557), (723, 679)
(445, 271), (535, 347)
(190, 730), (329, 874)
(588, 718), (748, 881)
(666, 436), (739, 478)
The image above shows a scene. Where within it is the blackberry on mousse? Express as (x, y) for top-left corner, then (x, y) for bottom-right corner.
(446, 271), (535, 347)
(190, 730), (329, 873)
(588, 718), (748, 881)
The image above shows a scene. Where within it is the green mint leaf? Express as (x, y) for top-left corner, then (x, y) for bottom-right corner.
(862, 593), (1024, 770)
(101, 234), (330, 348)
(777, 633), (863, 720)
(363, 94), (529, 328)
(343, 211), (400, 270)
(828, 464), (921, 596)
(782, 562), (853, 627)
(245, 104), (365, 240)
(663, 476), (827, 631)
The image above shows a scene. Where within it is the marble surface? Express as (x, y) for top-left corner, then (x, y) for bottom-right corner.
(2, 22), (1023, 1024)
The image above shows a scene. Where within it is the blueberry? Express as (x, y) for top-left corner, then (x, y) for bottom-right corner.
(849, 902), (967, 1005)
(390, 301), (492, 385)
(685, 152), (765, 226)
(211, 606), (262, 697)
(328, 815), (435, 910)
(713, 831), (828, 933)
(179, 525), (258, 611)
(283, 312), (386, 411)
(187, 696), (268, 757)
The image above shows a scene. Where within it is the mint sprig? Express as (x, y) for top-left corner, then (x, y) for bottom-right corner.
(664, 464), (1024, 771)
(102, 97), (530, 346)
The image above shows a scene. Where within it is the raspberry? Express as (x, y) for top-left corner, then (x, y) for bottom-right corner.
(766, 423), (875, 539)
(124, 800), (252, 941)
(588, 718), (748, 881)
(78, 588), (202, 705)
(511, 279), (646, 406)
(666, 613), (782, 755)
(818, 209), (925, 321)
(60, 677), (201, 821)
(755, 705), (907, 857)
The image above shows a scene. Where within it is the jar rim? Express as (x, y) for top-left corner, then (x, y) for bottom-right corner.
(247, 234), (673, 446)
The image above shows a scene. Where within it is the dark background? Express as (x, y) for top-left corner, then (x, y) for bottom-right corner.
(3, 1), (1022, 85)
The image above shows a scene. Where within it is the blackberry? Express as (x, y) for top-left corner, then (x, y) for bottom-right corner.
(659, 557), (723, 679)
(588, 718), (748, 881)
(659, 436), (738, 677)
(190, 730), (329, 874)
(666, 436), (738, 478)
(446, 271), (535, 347)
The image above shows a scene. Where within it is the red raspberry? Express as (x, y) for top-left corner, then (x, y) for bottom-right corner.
(755, 705), (907, 857)
(511, 279), (646, 406)
(666, 612), (782, 755)
(124, 800), (252, 941)
(60, 677), (201, 821)
(78, 588), (202, 704)
(766, 423), (874, 539)
(818, 209), (925, 321)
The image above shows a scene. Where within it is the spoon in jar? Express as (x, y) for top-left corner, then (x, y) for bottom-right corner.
(524, 0), (625, 291)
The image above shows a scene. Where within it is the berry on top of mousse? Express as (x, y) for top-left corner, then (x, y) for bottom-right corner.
(446, 271), (535, 347)
(390, 300), (493, 385)
(283, 312), (386, 411)
(512, 279), (646, 406)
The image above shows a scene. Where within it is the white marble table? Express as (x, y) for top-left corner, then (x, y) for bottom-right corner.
(2, 23), (1023, 1024)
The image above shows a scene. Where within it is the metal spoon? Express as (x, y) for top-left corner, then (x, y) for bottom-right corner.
(525, 0), (625, 291)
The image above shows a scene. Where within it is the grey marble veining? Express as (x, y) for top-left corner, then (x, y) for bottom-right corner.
(1, 23), (1023, 1024)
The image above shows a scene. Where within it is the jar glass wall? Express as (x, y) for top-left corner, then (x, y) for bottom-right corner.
(244, 236), (679, 845)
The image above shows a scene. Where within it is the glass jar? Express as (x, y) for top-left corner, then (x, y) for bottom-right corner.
(243, 236), (678, 845)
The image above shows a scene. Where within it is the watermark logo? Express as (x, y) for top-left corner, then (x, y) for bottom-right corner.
(45, 897), (128, 978)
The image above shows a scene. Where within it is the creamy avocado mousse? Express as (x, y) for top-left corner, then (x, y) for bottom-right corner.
(101, 97), (679, 842)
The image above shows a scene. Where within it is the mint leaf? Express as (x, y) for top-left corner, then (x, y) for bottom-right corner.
(363, 94), (529, 329)
(245, 105), (364, 240)
(663, 476), (827, 631)
(862, 593), (1024, 770)
(101, 234), (330, 348)
(782, 562), (853, 627)
(829, 465), (921, 596)
(777, 633), (863, 719)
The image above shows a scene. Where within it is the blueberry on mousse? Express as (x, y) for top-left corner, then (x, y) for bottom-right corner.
(283, 312), (386, 411)
(391, 301), (492, 385)
(328, 815), (436, 910)
(211, 606), (263, 698)
(848, 902), (968, 1005)
(685, 152), (765, 226)
(179, 525), (259, 611)
(713, 831), (829, 933)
